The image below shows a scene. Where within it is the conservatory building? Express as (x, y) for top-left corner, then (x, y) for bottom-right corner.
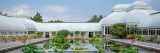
(0, 1), (160, 37)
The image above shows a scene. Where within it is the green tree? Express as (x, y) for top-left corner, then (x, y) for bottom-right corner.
(88, 15), (103, 22)
(48, 20), (54, 23)
(57, 30), (70, 37)
(0, 11), (2, 15)
(48, 19), (63, 23)
(110, 23), (127, 39)
(32, 12), (43, 22)
(53, 19), (63, 23)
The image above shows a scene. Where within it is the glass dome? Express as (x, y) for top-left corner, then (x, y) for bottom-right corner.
(0, 15), (37, 32)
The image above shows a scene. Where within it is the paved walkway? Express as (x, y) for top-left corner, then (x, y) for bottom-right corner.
(0, 38), (50, 52)
(109, 39), (160, 52)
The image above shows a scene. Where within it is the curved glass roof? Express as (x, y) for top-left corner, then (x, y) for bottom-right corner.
(0, 15), (37, 32)
(100, 12), (126, 26)
(138, 13), (160, 28)
(124, 9), (156, 23)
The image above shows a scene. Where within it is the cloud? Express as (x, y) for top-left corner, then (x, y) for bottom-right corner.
(42, 14), (90, 22)
(9, 4), (32, 16)
(41, 5), (89, 22)
(42, 5), (68, 14)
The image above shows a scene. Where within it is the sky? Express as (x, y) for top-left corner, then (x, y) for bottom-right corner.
(0, 0), (160, 22)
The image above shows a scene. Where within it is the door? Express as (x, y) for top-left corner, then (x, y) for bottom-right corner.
(89, 32), (93, 38)
(45, 32), (49, 38)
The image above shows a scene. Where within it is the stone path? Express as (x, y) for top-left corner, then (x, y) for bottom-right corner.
(0, 38), (49, 52)
(109, 39), (160, 52)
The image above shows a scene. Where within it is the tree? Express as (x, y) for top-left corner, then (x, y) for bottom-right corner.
(48, 19), (63, 23)
(48, 20), (54, 23)
(0, 11), (2, 15)
(110, 23), (127, 39)
(53, 19), (63, 23)
(88, 15), (103, 22)
(99, 15), (103, 20)
(32, 12), (43, 22)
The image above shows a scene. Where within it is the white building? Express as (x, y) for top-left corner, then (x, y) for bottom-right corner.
(0, 1), (160, 37)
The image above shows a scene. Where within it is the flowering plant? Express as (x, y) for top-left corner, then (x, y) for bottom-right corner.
(127, 35), (137, 39)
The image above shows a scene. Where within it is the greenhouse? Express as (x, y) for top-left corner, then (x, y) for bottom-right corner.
(0, 1), (160, 36)
(1, 1), (160, 53)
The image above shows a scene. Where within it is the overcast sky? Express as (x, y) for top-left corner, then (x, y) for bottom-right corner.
(0, 0), (160, 22)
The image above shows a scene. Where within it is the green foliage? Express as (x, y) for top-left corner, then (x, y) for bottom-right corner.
(121, 47), (138, 53)
(74, 38), (85, 44)
(110, 23), (127, 38)
(92, 35), (102, 46)
(130, 26), (138, 35)
(99, 48), (105, 53)
(151, 35), (158, 43)
(10, 36), (18, 42)
(57, 30), (70, 37)
(110, 42), (123, 53)
(43, 41), (51, 49)
(52, 35), (70, 49)
(151, 35), (160, 44)
(22, 44), (38, 53)
(52, 36), (65, 44)
(0, 36), (9, 42)
(88, 15), (103, 22)
(81, 32), (86, 36)
(32, 12), (43, 22)
(138, 35), (144, 41)
(52, 32), (56, 35)
(75, 31), (80, 35)
(36, 32), (43, 38)
(48, 19), (63, 23)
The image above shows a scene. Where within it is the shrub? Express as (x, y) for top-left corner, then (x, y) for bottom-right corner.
(110, 23), (127, 39)
(151, 35), (157, 43)
(138, 35), (144, 41)
(127, 35), (137, 39)
(43, 41), (50, 49)
(52, 32), (56, 35)
(99, 48), (105, 53)
(36, 32), (43, 38)
(57, 30), (70, 37)
(75, 31), (80, 35)
(22, 44), (38, 53)
(157, 36), (160, 44)
(81, 32), (85, 36)
(20, 35), (28, 43)
(10, 36), (18, 42)
(0, 36), (9, 42)
(130, 27), (138, 35)
(52, 36), (65, 44)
